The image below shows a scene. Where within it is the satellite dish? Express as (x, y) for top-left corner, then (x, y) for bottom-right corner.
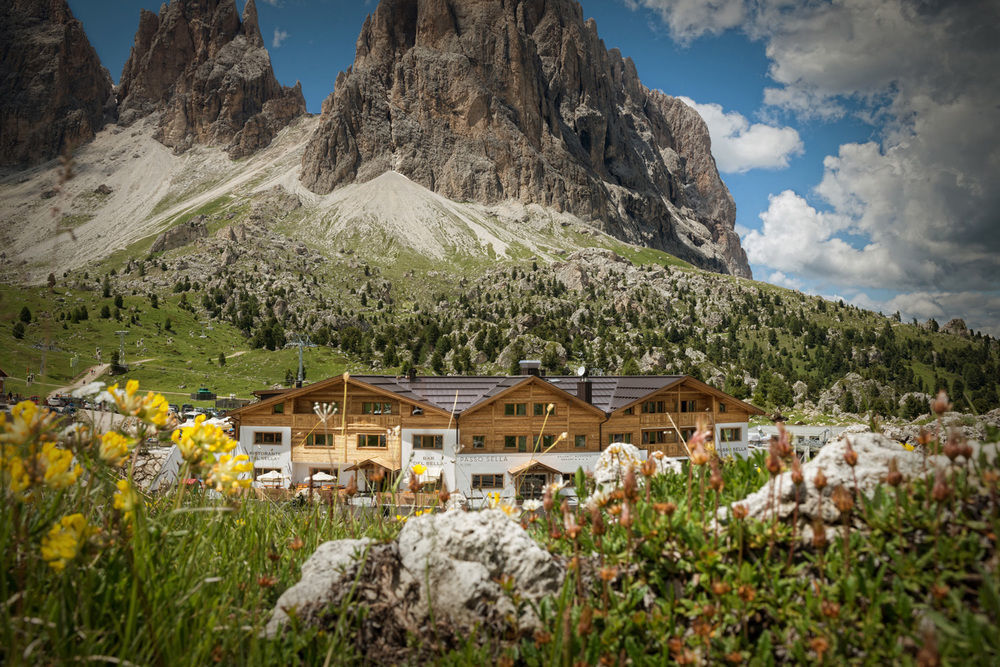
(576, 365), (587, 377)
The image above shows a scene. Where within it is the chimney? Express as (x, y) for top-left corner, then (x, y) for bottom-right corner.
(407, 367), (417, 382)
(577, 378), (593, 404)
(518, 360), (541, 376)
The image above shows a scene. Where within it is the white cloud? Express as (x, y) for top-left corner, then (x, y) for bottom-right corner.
(766, 271), (802, 291)
(842, 291), (1000, 338)
(629, 0), (1000, 331)
(744, 190), (908, 288)
(623, 0), (744, 44)
(272, 27), (289, 49)
(678, 97), (803, 173)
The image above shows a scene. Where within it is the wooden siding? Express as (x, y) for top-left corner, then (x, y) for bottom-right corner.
(605, 380), (750, 457)
(458, 381), (603, 454)
(239, 382), (451, 469)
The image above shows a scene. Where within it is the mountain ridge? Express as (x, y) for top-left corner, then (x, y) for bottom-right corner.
(301, 0), (750, 278)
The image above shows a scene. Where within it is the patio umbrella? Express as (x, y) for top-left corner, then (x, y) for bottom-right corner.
(257, 471), (285, 481)
(308, 471), (336, 482)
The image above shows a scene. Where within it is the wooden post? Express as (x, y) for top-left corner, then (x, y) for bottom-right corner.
(666, 413), (692, 458)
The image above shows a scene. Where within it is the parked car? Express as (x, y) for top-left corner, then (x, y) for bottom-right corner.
(168, 404), (180, 414)
(181, 404), (193, 414)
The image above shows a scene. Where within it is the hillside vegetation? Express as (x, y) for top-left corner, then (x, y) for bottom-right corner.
(3, 235), (996, 424)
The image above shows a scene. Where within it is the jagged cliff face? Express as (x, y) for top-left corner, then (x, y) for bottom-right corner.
(300, 0), (751, 277)
(117, 0), (305, 158)
(0, 0), (114, 167)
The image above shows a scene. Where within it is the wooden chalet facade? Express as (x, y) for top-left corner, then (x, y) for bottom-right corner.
(228, 364), (764, 502)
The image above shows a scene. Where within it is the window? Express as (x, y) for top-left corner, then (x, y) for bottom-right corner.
(362, 402), (393, 415)
(642, 430), (673, 445)
(504, 435), (527, 451)
(680, 428), (696, 442)
(272, 402), (284, 414)
(472, 474), (505, 489)
(574, 434), (587, 449)
(533, 403), (555, 416)
(307, 433), (332, 447)
(623, 407), (634, 415)
(680, 400), (698, 412)
(504, 403), (527, 416)
(721, 428), (742, 442)
(642, 400), (668, 414)
(413, 434), (444, 450)
(472, 435), (485, 449)
(608, 433), (633, 444)
(254, 431), (281, 445)
(719, 403), (728, 413)
(357, 434), (387, 448)
(541, 434), (556, 448)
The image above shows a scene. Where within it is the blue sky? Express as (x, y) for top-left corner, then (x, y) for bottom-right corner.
(67, 0), (1000, 335)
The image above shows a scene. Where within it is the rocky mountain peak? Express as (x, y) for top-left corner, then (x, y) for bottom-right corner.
(241, 0), (264, 48)
(300, 0), (750, 277)
(0, 0), (114, 167)
(118, 0), (305, 158)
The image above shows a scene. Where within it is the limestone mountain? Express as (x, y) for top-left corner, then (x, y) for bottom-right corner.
(0, 0), (114, 167)
(300, 0), (750, 278)
(117, 0), (305, 158)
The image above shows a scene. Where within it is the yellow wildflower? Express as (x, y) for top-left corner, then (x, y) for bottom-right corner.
(207, 454), (252, 496)
(108, 381), (169, 428)
(40, 442), (82, 489)
(171, 414), (237, 467)
(114, 478), (140, 523)
(396, 514), (408, 523)
(1, 445), (30, 498)
(1, 400), (58, 445)
(41, 513), (94, 572)
(411, 463), (427, 476)
(903, 442), (915, 452)
(498, 502), (518, 518)
(99, 431), (135, 467)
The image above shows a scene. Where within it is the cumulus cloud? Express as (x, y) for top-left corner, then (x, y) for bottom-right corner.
(272, 27), (289, 49)
(839, 291), (1000, 338)
(766, 271), (803, 291)
(677, 97), (802, 173)
(635, 0), (1000, 330)
(623, 0), (744, 43)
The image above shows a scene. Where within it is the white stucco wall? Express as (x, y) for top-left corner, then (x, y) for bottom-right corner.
(401, 427), (459, 491)
(714, 422), (750, 459)
(455, 451), (602, 505)
(241, 425), (293, 477)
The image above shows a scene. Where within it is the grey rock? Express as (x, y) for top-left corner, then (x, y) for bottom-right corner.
(718, 432), (999, 540)
(117, 0), (305, 157)
(0, 0), (113, 167)
(267, 510), (562, 646)
(150, 216), (207, 253)
(300, 0), (750, 278)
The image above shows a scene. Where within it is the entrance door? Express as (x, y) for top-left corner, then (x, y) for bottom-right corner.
(518, 473), (547, 500)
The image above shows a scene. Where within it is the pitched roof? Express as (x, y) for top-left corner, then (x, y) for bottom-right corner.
(235, 374), (762, 417)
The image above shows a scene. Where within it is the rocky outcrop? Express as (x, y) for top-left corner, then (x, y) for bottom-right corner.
(267, 510), (563, 656)
(0, 0), (114, 167)
(942, 318), (970, 337)
(717, 432), (999, 540)
(117, 0), (305, 158)
(300, 0), (750, 278)
(150, 216), (208, 253)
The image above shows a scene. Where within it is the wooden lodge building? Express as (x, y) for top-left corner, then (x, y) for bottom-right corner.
(228, 361), (764, 501)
